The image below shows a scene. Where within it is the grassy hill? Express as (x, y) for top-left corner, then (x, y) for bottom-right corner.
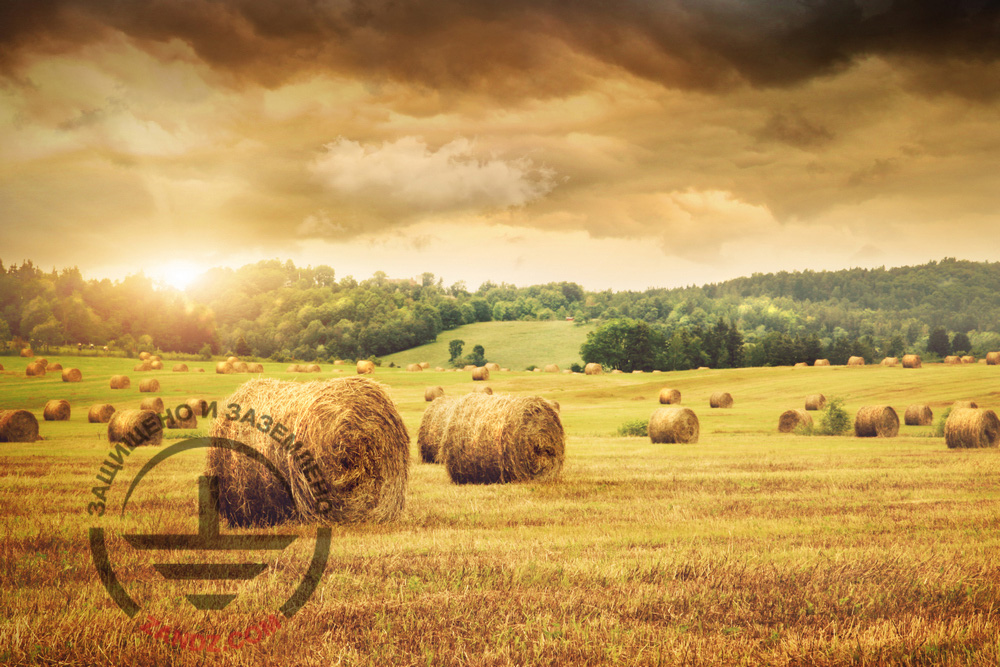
(380, 320), (595, 370)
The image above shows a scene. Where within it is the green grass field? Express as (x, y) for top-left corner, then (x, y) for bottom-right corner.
(2, 354), (1000, 665)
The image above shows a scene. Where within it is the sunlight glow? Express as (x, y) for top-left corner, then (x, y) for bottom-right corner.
(154, 260), (203, 291)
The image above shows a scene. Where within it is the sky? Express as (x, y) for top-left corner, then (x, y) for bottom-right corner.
(1, 0), (999, 291)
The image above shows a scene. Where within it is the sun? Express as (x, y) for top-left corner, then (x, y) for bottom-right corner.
(155, 260), (203, 291)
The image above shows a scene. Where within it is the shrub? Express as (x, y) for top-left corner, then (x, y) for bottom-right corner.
(570, 363), (584, 373)
(817, 397), (852, 435)
(616, 419), (648, 437)
(933, 407), (953, 438)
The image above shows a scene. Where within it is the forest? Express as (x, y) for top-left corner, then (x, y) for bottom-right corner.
(1, 257), (998, 370)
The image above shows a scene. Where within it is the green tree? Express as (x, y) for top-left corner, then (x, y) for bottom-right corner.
(951, 331), (972, 355)
(579, 318), (665, 372)
(464, 344), (487, 366)
(448, 339), (465, 363)
(235, 335), (252, 357)
(928, 327), (951, 358)
(31, 317), (66, 348)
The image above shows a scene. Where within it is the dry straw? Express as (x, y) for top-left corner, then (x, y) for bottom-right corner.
(902, 354), (922, 368)
(88, 404), (116, 423)
(417, 397), (455, 463)
(484, 362), (500, 372)
(436, 393), (564, 484)
(658, 388), (681, 404)
(357, 360), (375, 374)
(881, 357), (899, 367)
(814, 359), (831, 366)
(0, 410), (39, 442)
(847, 356), (865, 366)
(138, 378), (160, 393)
(25, 362), (46, 377)
(854, 405), (899, 438)
(424, 386), (445, 402)
(584, 363), (603, 375)
(778, 409), (812, 433)
(43, 399), (71, 421)
(805, 394), (827, 411)
(208, 376), (409, 526)
(173, 363), (189, 372)
(186, 398), (209, 416)
(709, 392), (733, 408)
(108, 410), (163, 447)
(472, 367), (490, 381)
(544, 364), (559, 373)
(216, 361), (234, 374)
(649, 407), (699, 443)
(547, 399), (560, 412)
(953, 400), (978, 409)
(987, 352), (1000, 365)
(61, 368), (82, 382)
(139, 397), (164, 413)
(109, 375), (130, 389)
(904, 404), (933, 426)
(944, 355), (961, 365)
(945, 408), (1000, 448)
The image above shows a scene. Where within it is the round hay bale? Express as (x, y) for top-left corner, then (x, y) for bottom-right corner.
(793, 362), (808, 368)
(216, 361), (234, 374)
(170, 363), (188, 373)
(20, 348), (33, 358)
(87, 404), (116, 423)
(357, 360), (375, 374)
(544, 364), (559, 373)
(565, 369), (575, 374)
(437, 393), (564, 484)
(584, 363), (603, 375)
(778, 409), (812, 433)
(709, 392), (733, 408)
(945, 408), (1000, 449)
(139, 352), (151, 361)
(472, 385), (494, 395)
(658, 388), (681, 404)
(406, 364), (423, 372)
(43, 399), (71, 421)
(165, 405), (197, 429)
(0, 410), (40, 442)
(987, 352), (1000, 365)
(854, 405), (899, 438)
(109, 375), (130, 390)
(207, 376), (410, 525)
(881, 357), (899, 367)
(484, 362), (500, 372)
(287, 364), (302, 373)
(847, 356), (865, 366)
(227, 356), (239, 364)
(649, 407), (699, 444)
(500, 368), (509, 372)
(417, 397), (455, 463)
(247, 362), (264, 373)
(611, 369), (624, 374)
(944, 355), (961, 365)
(697, 366), (710, 371)
(186, 398), (209, 416)
(150, 360), (164, 370)
(902, 354), (922, 369)
(0, 363), (4, 370)
(961, 355), (975, 364)
(232, 361), (249, 373)
(108, 410), (162, 447)
(419, 362), (431, 370)
(424, 386), (445, 402)
(139, 397), (164, 413)
(814, 359), (831, 367)
(472, 367), (490, 381)
(305, 363), (321, 373)
(334, 360), (345, 365)
(434, 367), (445, 372)
(25, 362), (46, 377)
(463, 365), (476, 372)
(904, 404), (933, 426)
(133, 362), (152, 372)
(61, 368), (82, 382)
(953, 400), (979, 409)
(805, 394), (827, 411)
(36, 358), (48, 368)
(48, 362), (63, 371)
(631, 370), (643, 374)
(195, 368), (205, 372)
(138, 378), (160, 393)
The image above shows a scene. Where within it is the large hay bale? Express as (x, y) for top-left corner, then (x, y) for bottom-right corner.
(61, 368), (82, 382)
(472, 367), (490, 381)
(133, 362), (152, 372)
(109, 375), (130, 390)
(472, 385), (493, 395)
(287, 364), (302, 373)
(25, 362), (46, 377)
(165, 406), (197, 429)
(108, 410), (163, 447)
(357, 360), (375, 374)
(484, 362), (500, 372)
(902, 354), (922, 368)
(20, 348), (33, 358)
(424, 386), (445, 402)
(778, 409), (812, 433)
(649, 407), (700, 444)
(186, 398), (209, 417)
(805, 394), (827, 411)
(43, 399), (71, 421)
(87, 404), (116, 424)
(987, 352), (1000, 365)
(227, 356), (239, 364)
(138, 378), (160, 393)
(709, 392), (733, 408)
(584, 363), (603, 375)
(854, 405), (899, 438)
(216, 361), (234, 374)
(961, 355), (975, 364)
(36, 358), (48, 368)
(793, 362), (808, 368)
(847, 356), (865, 366)
(419, 362), (431, 370)
(173, 363), (189, 372)
(881, 357), (899, 367)
(48, 363), (63, 371)
(406, 364), (423, 372)
(814, 359), (831, 366)
(207, 376), (409, 525)
(953, 400), (979, 409)
(944, 355), (961, 365)
(233, 361), (249, 373)
(463, 365), (476, 371)
(139, 352), (151, 361)
(611, 369), (623, 374)
(0, 410), (40, 442)
(139, 397), (164, 413)
(945, 408), (1000, 449)
(437, 393), (564, 484)
(658, 388), (681, 404)
(544, 364), (559, 373)
(904, 404), (933, 426)
(417, 397), (455, 463)
(150, 360), (164, 370)
(247, 363), (264, 373)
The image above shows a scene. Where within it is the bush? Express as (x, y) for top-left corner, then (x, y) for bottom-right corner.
(198, 343), (213, 361)
(817, 397), (851, 436)
(933, 407), (952, 438)
(525, 365), (537, 371)
(616, 419), (648, 437)
(570, 363), (584, 373)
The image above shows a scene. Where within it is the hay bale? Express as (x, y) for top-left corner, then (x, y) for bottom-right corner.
(196, 368), (205, 372)
(334, 360), (345, 365)
(854, 405), (899, 438)
(247, 362), (264, 373)
(987, 352), (1000, 365)
(186, 398), (209, 417)
(35, 357), (48, 368)
(20, 348), (33, 358)
(584, 363), (603, 375)
(227, 356), (239, 364)
(305, 363), (322, 373)
(566, 369), (576, 374)
(25, 362), (46, 377)
(697, 366), (710, 371)
(434, 367), (445, 372)
(138, 378), (160, 393)
(165, 405), (197, 429)
(437, 393), (564, 484)
(953, 400), (979, 409)
(231, 361), (248, 373)
(793, 362), (808, 368)
(611, 369), (624, 374)
(544, 364), (559, 373)
(961, 355), (975, 364)
(48, 362), (63, 371)
(287, 364), (301, 373)
(357, 360), (375, 375)
(902, 354), (922, 368)
(108, 410), (162, 447)
(944, 355), (961, 365)
(709, 392), (733, 408)
(417, 397), (455, 463)
(463, 365), (476, 371)
(133, 362), (152, 372)
(139, 397), (164, 413)
(472, 367), (490, 381)
(484, 362), (500, 372)
(904, 404), (933, 426)
(88, 404), (116, 423)
(172, 363), (189, 372)
(805, 394), (826, 411)
(43, 399), (71, 421)
(631, 370), (643, 374)
(139, 352), (151, 361)
(419, 362), (431, 370)
(814, 359), (831, 366)
(109, 375), (130, 390)
(778, 409), (812, 433)
(881, 357), (899, 367)
(207, 376), (410, 525)
(472, 385), (494, 395)
(500, 368), (509, 372)
(648, 407), (699, 444)
(150, 360), (164, 370)
(847, 356), (865, 366)
(216, 361), (234, 374)
(0, 410), (40, 442)
(406, 364), (423, 372)
(61, 368), (82, 383)
(658, 388), (681, 405)
(945, 408), (1000, 449)
(424, 386), (445, 402)
(0, 363), (3, 370)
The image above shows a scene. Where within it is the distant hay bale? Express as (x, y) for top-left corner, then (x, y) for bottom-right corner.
(565, 369), (575, 374)
(0, 410), (40, 442)
(334, 360), (345, 365)
(979, 359), (988, 365)
(0, 363), (4, 370)
(544, 364), (559, 373)
(227, 356), (239, 364)
(247, 362), (264, 373)
(648, 407), (700, 444)
(43, 399), (71, 421)
(793, 362), (808, 368)
(417, 397), (455, 463)
(108, 410), (162, 447)
(944, 355), (961, 365)
(36, 358), (48, 368)
(584, 363), (603, 375)
(814, 359), (831, 366)
(472, 367), (490, 381)
(463, 365), (476, 371)
(697, 366), (710, 371)
(150, 360), (164, 370)
(25, 362), (46, 377)
(854, 405), (899, 438)
(165, 405), (197, 429)
(406, 364), (423, 372)
(304, 364), (320, 373)
(434, 367), (444, 372)
(20, 348), (33, 358)
(611, 369), (624, 374)
(216, 361), (234, 374)
(48, 363), (63, 371)
(881, 357), (899, 367)
(500, 368), (509, 372)
(805, 394), (827, 411)
(709, 392), (734, 408)
(109, 375), (130, 389)
(778, 409), (812, 433)
(357, 360), (375, 374)
(902, 354), (922, 369)
(207, 376), (410, 525)
(987, 352), (1000, 365)
(139, 397), (164, 413)
(658, 388), (681, 405)
(953, 400), (979, 409)
(287, 364), (302, 373)
(87, 404), (116, 423)
(139, 352), (151, 361)
(472, 385), (493, 394)
(186, 398), (209, 416)
(945, 408), (1000, 449)
(149, 355), (161, 363)
(61, 368), (82, 382)
(133, 362), (152, 372)
(631, 370), (643, 374)
(196, 367), (205, 372)
(437, 393), (564, 484)
(484, 362), (500, 372)
(904, 404), (933, 426)
(138, 378), (160, 393)
(173, 363), (189, 372)
(961, 355), (975, 364)
(419, 362), (431, 370)
(424, 386), (445, 402)
(847, 356), (865, 366)
(232, 361), (249, 373)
